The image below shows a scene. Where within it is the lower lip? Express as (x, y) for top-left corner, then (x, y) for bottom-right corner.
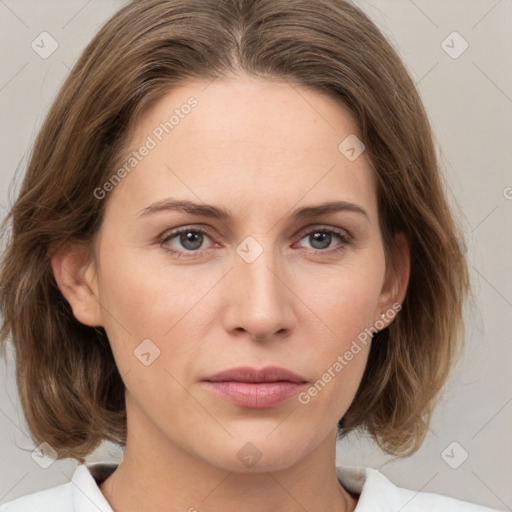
(202, 381), (307, 408)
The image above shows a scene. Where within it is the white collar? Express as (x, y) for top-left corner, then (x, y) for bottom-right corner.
(71, 463), (117, 511)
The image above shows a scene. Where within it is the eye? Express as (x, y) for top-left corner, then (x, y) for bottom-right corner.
(160, 227), (217, 258)
(159, 225), (351, 259)
(294, 226), (351, 254)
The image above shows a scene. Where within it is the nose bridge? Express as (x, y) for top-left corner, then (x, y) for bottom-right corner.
(227, 234), (293, 339)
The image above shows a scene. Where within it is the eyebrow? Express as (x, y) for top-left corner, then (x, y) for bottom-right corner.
(137, 198), (369, 222)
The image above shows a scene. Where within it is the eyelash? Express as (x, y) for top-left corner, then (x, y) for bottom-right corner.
(159, 225), (351, 259)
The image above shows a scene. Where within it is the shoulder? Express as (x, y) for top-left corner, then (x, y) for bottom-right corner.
(0, 463), (116, 512)
(336, 465), (504, 512)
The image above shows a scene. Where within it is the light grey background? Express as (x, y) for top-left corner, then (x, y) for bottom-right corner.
(0, 0), (511, 509)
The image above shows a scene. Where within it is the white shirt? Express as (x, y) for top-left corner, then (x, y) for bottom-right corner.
(0, 462), (503, 511)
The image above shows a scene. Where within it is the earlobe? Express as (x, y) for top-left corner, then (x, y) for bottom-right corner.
(50, 244), (103, 327)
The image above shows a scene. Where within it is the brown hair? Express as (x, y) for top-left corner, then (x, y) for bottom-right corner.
(0, 0), (469, 463)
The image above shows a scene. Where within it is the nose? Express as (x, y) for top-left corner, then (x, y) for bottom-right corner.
(222, 241), (295, 342)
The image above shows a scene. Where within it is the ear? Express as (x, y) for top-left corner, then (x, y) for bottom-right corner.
(375, 232), (410, 326)
(50, 243), (103, 327)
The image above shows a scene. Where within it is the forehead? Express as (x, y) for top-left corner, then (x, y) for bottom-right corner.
(108, 76), (377, 222)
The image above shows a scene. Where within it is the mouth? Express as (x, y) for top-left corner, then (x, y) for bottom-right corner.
(202, 366), (308, 409)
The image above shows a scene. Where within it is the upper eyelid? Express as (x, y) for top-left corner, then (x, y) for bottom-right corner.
(296, 224), (350, 238)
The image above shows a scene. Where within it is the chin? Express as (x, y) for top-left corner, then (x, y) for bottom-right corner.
(193, 432), (310, 473)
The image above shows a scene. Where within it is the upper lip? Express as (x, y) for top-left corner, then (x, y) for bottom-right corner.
(202, 366), (308, 383)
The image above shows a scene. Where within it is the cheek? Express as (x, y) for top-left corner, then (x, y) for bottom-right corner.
(95, 243), (218, 374)
(297, 260), (384, 341)
(296, 304), (373, 424)
(293, 261), (384, 405)
(97, 242), (187, 330)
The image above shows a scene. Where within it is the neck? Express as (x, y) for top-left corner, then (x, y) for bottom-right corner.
(99, 403), (358, 512)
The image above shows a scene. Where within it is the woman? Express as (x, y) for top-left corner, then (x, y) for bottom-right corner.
(0, 0), (503, 510)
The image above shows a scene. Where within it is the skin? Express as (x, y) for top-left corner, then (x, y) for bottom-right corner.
(52, 74), (410, 512)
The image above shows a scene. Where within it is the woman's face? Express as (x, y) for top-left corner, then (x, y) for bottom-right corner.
(75, 76), (406, 472)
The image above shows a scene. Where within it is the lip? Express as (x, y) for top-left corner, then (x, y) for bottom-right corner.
(203, 366), (307, 383)
(202, 366), (308, 409)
